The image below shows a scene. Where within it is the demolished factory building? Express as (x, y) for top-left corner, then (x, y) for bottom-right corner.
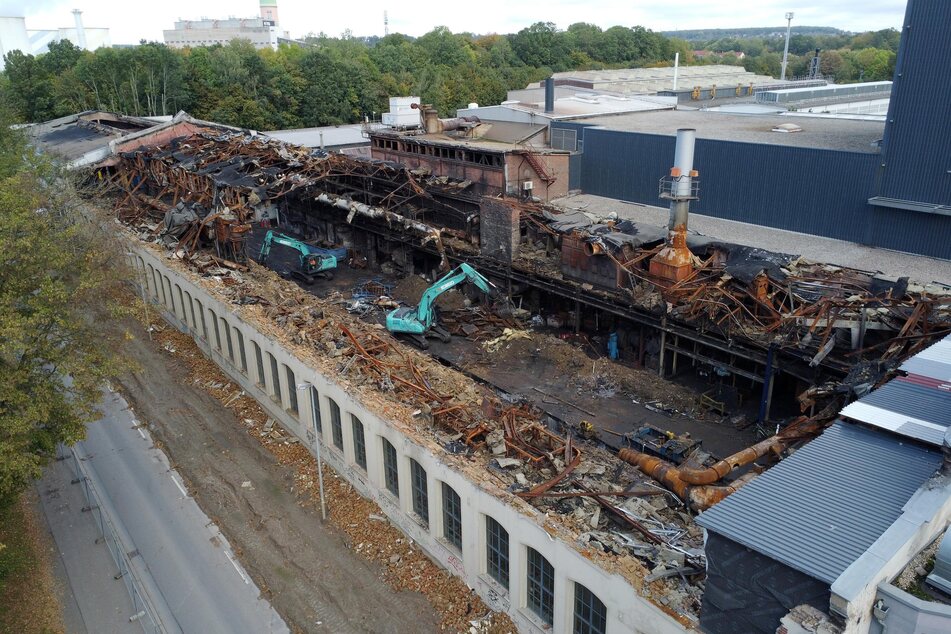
(25, 2), (951, 632)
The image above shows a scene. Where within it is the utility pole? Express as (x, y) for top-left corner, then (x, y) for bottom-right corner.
(780, 12), (794, 81)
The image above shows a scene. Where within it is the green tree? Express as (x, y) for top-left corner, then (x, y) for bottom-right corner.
(510, 22), (570, 69)
(0, 107), (124, 505)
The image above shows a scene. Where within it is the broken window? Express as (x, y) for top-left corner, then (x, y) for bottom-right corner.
(442, 482), (462, 551)
(284, 365), (298, 414)
(573, 583), (606, 634)
(351, 415), (367, 470)
(410, 459), (428, 525)
(267, 352), (281, 404)
(234, 328), (247, 374)
(222, 317), (234, 362)
(176, 284), (185, 320)
(184, 291), (194, 328)
(527, 548), (554, 626)
(310, 386), (322, 434)
(382, 438), (399, 498)
(210, 309), (220, 350)
(486, 516), (509, 590)
(195, 299), (207, 339)
(252, 340), (264, 388)
(329, 399), (343, 449)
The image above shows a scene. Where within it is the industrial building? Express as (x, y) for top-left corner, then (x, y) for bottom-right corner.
(0, 9), (109, 69)
(549, 8), (949, 260)
(23, 1), (951, 633)
(163, 0), (288, 50)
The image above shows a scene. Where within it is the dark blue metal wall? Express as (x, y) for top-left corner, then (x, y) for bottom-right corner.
(877, 0), (951, 210)
(551, 121), (950, 259)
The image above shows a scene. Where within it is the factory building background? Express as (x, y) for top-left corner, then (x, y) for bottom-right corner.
(551, 0), (950, 261)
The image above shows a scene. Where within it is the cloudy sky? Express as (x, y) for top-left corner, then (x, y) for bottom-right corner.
(7, 0), (907, 45)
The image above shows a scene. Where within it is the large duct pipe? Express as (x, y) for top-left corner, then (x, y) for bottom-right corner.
(544, 77), (555, 114)
(676, 436), (782, 484)
(618, 448), (759, 510)
(72, 9), (87, 50)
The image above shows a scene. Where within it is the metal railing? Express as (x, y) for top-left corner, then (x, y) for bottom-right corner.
(60, 444), (166, 633)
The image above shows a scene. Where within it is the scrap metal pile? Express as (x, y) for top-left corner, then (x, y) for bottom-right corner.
(518, 205), (951, 376)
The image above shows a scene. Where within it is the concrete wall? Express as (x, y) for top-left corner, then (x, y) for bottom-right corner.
(830, 473), (951, 634)
(868, 583), (951, 634)
(127, 244), (693, 634)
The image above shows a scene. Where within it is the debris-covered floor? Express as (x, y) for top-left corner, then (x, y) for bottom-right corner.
(92, 125), (951, 627)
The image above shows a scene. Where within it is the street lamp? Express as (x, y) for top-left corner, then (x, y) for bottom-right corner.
(781, 12), (794, 81)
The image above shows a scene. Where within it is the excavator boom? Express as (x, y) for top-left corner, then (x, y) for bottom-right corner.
(259, 230), (337, 282)
(386, 263), (496, 347)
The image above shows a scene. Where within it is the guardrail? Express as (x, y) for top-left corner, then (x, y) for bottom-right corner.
(59, 444), (166, 633)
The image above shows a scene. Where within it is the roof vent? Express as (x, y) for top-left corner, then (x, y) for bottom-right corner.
(772, 123), (802, 133)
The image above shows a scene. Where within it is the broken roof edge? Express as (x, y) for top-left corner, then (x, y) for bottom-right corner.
(123, 232), (681, 605)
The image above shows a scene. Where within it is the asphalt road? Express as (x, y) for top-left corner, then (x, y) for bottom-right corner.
(74, 388), (289, 634)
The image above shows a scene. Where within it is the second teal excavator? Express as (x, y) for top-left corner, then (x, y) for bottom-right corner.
(258, 230), (337, 284)
(386, 263), (496, 348)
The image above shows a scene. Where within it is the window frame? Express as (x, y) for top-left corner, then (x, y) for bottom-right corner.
(441, 482), (462, 551)
(310, 386), (322, 434)
(526, 547), (555, 626)
(382, 438), (399, 498)
(351, 415), (367, 470)
(573, 582), (607, 634)
(329, 398), (343, 450)
(284, 365), (298, 414)
(410, 458), (429, 525)
(485, 516), (510, 590)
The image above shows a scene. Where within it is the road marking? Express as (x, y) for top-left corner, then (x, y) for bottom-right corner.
(224, 550), (250, 584)
(169, 474), (188, 497)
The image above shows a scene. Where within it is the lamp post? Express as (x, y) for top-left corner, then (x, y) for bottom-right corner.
(780, 11), (794, 81)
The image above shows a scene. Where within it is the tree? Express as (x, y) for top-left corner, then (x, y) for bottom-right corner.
(0, 107), (124, 505)
(510, 22), (570, 70)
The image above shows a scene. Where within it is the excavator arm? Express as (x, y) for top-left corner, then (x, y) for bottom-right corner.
(386, 263), (496, 346)
(259, 230), (337, 281)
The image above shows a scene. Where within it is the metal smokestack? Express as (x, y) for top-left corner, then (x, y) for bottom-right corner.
(649, 128), (698, 283)
(673, 52), (680, 91)
(544, 77), (555, 114)
(669, 128), (696, 231)
(72, 9), (87, 50)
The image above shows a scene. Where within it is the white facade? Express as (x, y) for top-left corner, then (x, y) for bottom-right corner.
(0, 16), (29, 69)
(163, 18), (278, 50)
(128, 243), (694, 634)
(28, 27), (111, 55)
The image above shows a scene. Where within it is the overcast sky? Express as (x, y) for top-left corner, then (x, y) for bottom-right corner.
(7, 1), (907, 46)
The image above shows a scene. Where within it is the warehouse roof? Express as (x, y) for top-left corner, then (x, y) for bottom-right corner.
(841, 333), (951, 445)
(696, 421), (942, 584)
(580, 109), (885, 153)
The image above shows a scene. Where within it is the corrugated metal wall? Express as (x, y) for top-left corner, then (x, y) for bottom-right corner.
(551, 121), (950, 259)
(877, 0), (951, 209)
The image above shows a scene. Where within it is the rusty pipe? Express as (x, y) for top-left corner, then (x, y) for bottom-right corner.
(584, 240), (606, 256)
(676, 436), (783, 485)
(618, 448), (760, 511)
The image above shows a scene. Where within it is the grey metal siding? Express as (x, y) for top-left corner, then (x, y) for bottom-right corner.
(877, 0), (951, 209)
(550, 121), (594, 191)
(578, 128), (881, 243)
(568, 126), (950, 258)
(696, 422), (942, 585)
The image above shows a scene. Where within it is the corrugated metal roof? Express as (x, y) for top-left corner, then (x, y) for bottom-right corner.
(696, 422), (941, 584)
(841, 334), (951, 445)
(900, 336), (951, 381)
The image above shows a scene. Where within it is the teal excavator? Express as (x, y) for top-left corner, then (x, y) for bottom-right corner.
(386, 263), (496, 348)
(258, 230), (337, 283)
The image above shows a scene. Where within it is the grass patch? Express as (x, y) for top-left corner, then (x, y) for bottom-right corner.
(0, 493), (63, 633)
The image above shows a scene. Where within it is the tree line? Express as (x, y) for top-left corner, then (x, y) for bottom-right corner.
(1, 22), (899, 130)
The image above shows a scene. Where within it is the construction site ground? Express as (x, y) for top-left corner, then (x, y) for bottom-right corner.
(110, 313), (443, 634)
(252, 229), (763, 460)
(554, 193), (951, 284)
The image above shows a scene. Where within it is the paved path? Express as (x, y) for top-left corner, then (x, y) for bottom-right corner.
(42, 387), (289, 634)
(36, 458), (140, 634)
